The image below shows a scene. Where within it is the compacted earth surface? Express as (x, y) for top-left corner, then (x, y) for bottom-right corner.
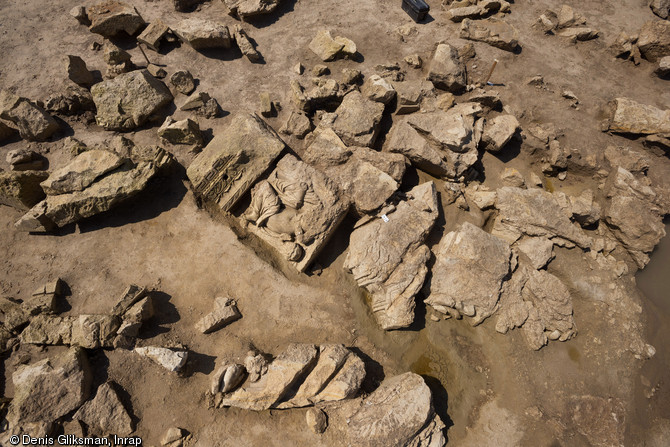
(1, 0), (670, 445)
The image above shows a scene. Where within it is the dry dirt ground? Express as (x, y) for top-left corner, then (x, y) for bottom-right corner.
(1, 0), (670, 445)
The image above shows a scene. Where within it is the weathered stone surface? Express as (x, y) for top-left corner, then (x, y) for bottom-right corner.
(8, 347), (91, 426)
(88, 1), (145, 37)
(465, 184), (496, 210)
(173, 19), (232, 50)
(170, 70), (196, 95)
(196, 297), (241, 334)
(41, 149), (124, 195)
(161, 427), (188, 447)
(44, 83), (96, 116)
(603, 167), (666, 267)
(637, 20), (670, 61)
(656, 55), (670, 77)
(482, 114), (519, 152)
(306, 408), (328, 434)
(19, 315), (74, 345)
(211, 363), (246, 394)
(569, 189), (601, 227)
(179, 91), (220, 118)
(224, 0), (281, 18)
(187, 113), (285, 212)
(243, 154), (349, 272)
(500, 167), (525, 188)
(516, 237), (554, 269)
(345, 372), (446, 447)
(158, 117), (203, 147)
(308, 30), (345, 61)
(91, 69), (173, 131)
(328, 90), (385, 147)
(234, 26), (261, 63)
(386, 105), (481, 179)
(71, 314), (120, 348)
(73, 382), (133, 436)
(311, 352), (365, 403)
(66, 55), (94, 86)
(0, 171), (48, 211)
(361, 74), (396, 105)
(492, 187), (592, 249)
(290, 78), (343, 113)
(219, 344), (318, 410)
(426, 223), (512, 324)
(135, 346), (188, 372)
(393, 80), (434, 114)
(606, 97), (670, 135)
(428, 43), (467, 92)
(16, 149), (173, 232)
(344, 182), (438, 330)
(570, 395), (626, 447)
(460, 18), (519, 52)
(6, 149), (45, 171)
(138, 20), (169, 52)
(0, 90), (59, 141)
(557, 27), (598, 41)
(280, 111), (312, 139)
(604, 145), (650, 174)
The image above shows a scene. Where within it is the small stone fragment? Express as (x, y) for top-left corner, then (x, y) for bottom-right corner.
(87, 1), (146, 38)
(158, 117), (203, 147)
(135, 346), (188, 372)
(73, 382), (133, 436)
(482, 114), (519, 152)
(259, 92), (275, 117)
(362, 74), (396, 105)
(427, 43), (467, 93)
(312, 64), (329, 76)
(280, 111), (312, 138)
(0, 171), (49, 211)
(0, 90), (60, 141)
(161, 427), (188, 447)
(70, 5), (90, 25)
(404, 54), (422, 68)
(195, 297), (241, 334)
(234, 26), (261, 63)
(460, 18), (520, 52)
(147, 64), (167, 79)
(65, 55), (95, 87)
(138, 19), (170, 52)
(6, 149), (46, 171)
(173, 19), (232, 50)
(306, 408), (327, 434)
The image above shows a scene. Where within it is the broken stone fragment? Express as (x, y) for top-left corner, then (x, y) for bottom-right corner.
(147, 64), (167, 79)
(393, 80), (434, 115)
(569, 189), (601, 227)
(500, 167), (525, 188)
(426, 222), (512, 324)
(280, 111), (312, 138)
(158, 117), (204, 147)
(637, 20), (670, 62)
(173, 19), (232, 49)
(0, 90), (60, 141)
(428, 43), (467, 93)
(557, 27), (598, 41)
(211, 363), (246, 394)
(481, 114), (519, 152)
(468, 88), (502, 111)
(73, 382), (133, 436)
(0, 170), (49, 211)
(224, 0), (282, 18)
(308, 30), (356, 61)
(361, 74), (396, 105)
(606, 97), (670, 135)
(516, 236), (555, 269)
(306, 408), (328, 434)
(196, 297), (241, 334)
(460, 18), (520, 52)
(343, 372), (446, 447)
(44, 83), (96, 116)
(344, 182), (438, 330)
(329, 90), (385, 147)
(8, 347), (91, 427)
(70, 5), (89, 25)
(6, 149), (46, 171)
(187, 113), (285, 212)
(91, 69), (173, 131)
(137, 19), (169, 52)
(234, 25), (261, 63)
(71, 314), (120, 348)
(65, 55), (95, 86)
(650, 0), (670, 19)
(290, 78), (343, 113)
(341, 68), (362, 85)
(103, 40), (131, 65)
(135, 346), (188, 372)
(19, 314), (74, 345)
(161, 427), (188, 447)
(40, 149), (124, 195)
(258, 91), (275, 117)
(170, 69), (196, 95)
(404, 53), (422, 68)
(87, 1), (146, 38)
(656, 56), (670, 78)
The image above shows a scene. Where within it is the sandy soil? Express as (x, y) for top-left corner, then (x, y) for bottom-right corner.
(1, 0), (670, 445)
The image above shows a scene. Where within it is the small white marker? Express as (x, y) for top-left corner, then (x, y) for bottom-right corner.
(381, 214), (390, 222)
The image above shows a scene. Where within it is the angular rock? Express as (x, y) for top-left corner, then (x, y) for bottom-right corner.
(427, 43), (467, 92)
(468, 88), (502, 111)
(280, 111), (312, 139)
(0, 90), (59, 141)
(71, 314), (120, 349)
(290, 78), (343, 113)
(656, 56), (670, 77)
(557, 27), (598, 41)
(170, 70), (196, 96)
(361, 75), (396, 105)
(492, 187), (592, 249)
(309, 30), (345, 61)
(460, 18), (519, 52)
(329, 90), (385, 147)
(0, 171), (48, 211)
(393, 80), (434, 114)
(91, 69), (173, 131)
(187, 113), (285, 212)
(158, 117), (203, 147)
(44, 83), (96, 116)
(344, 182), (438, 330)
(179, 91), (220, 118)
(606, 97), (670, 135)
(516, 236), (554, 270)
(224, 0), (281, 18)
(135, 346), (188, 372)
(6, 149), (46, 171)
(234, 26), (261, 63)
(637, 20), (670, 62)
(8, 347), (91, 426)
(569, 189), (601, 227)
(219, 344), (318, 410)
(603, 167), (666, 267)
(211, 363), (246, 394)
(196, 297), (241, 334)
(482, 114), (519, 152)
(66, 55), (95, 87)
(16, 148), (173, 231)
(138, 19), (169, 52)
(426, 223), (512, 324)
(604, 145), (650, 174)
(73, 382), (133, 436)
(41, 149), (124, 195)
(651, 0), (670, 19)
(173, 19), (232, 50)
(243, 154), (349, 272)
(306, 408), (327, 434)
(161, 427), (188, 447)
(500, 167), (525, 188)
(19, 315), (74, 345)
(88, 1), (145, 37)
(311, 352), (365, 403)
(345, 372), (446, 447)
(259, 91), (275, 117)
(465, 184), (497, 210)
